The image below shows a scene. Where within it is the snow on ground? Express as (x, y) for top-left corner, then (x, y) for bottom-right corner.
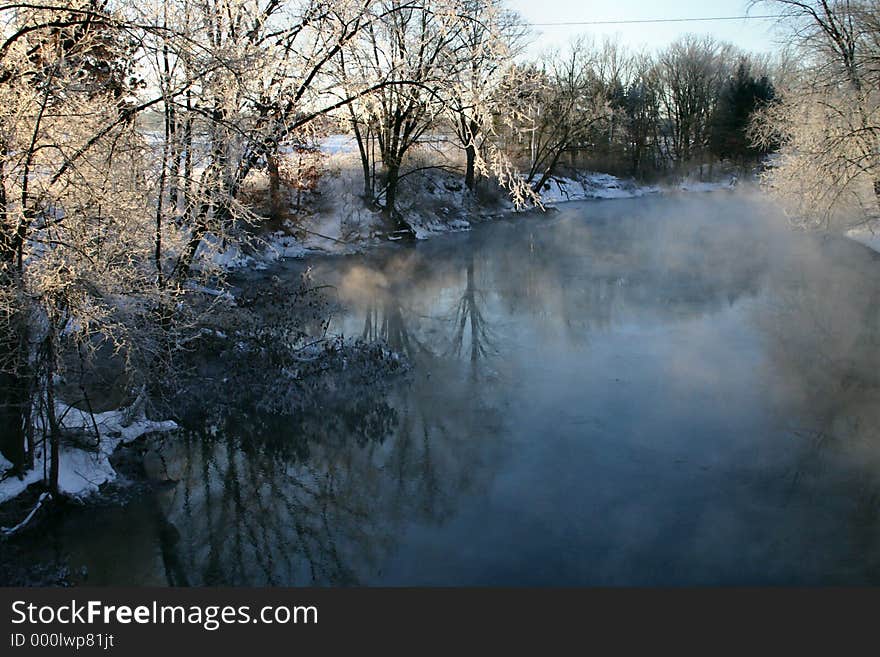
(319, 134), (358, 155)
(192, 229), (315, 273)
(397, 174), (475, 240)
(264, 231), (311, 259)
(536, 172), (738, 206)
(846, 221), (880, 254)
(194, 234), (262, 271)
(0, 468), (42, 507)
(536, 172), (661, 204)
(412, 216), (471, 240)
(678, 179), (739, 193)
(0, 402), (177, 505)
(294, 152), (384, 251)
(245, 167), (740, 256)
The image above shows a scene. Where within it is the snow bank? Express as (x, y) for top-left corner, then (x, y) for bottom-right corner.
(58, 403), (178, 450)
(199, 150), (745, 275)
(0, 461), (39, 505)
(846, 222), (880, 254)
(535, 172), (661, 205)
(535, 172), (739, 205)
(193, 234), (261, 271)
(53, 403), (178, 499)
(679, 179), (738, 193)
(412, 217), (471, 240)
(0, 402), (178, 505)
(264, 231), (310, 259)
(192, 230), (316, 273)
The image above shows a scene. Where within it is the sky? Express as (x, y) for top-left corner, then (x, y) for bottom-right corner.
(506, 0), (787, 57)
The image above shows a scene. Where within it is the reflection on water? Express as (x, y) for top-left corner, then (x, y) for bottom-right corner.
(19, 193), (880, 585)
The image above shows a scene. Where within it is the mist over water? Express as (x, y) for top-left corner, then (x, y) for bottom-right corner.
(16, 192), (880, 586)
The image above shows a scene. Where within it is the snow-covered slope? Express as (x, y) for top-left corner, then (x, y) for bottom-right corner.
(0, 402), (177, 506)
(846, 222), (880, 255)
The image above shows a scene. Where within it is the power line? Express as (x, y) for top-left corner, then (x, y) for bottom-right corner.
(530, 15), (785, 27)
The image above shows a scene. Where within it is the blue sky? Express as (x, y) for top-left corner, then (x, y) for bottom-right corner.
(506, 0), (786, 56)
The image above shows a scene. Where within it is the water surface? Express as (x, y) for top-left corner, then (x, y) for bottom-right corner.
(15, 193), (880, 586)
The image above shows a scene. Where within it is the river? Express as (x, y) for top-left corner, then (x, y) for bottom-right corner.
(6, 192), (880, 585)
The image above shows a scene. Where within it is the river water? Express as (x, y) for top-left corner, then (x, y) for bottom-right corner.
(9, 192), (880, 585)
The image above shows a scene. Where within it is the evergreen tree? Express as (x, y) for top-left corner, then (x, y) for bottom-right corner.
(709, 60), (776, 164)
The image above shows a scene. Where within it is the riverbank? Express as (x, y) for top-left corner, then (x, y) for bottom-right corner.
(202, 166), (741, 272)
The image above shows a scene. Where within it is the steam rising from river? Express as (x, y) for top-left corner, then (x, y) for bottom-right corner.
(11, 192), (880, 586)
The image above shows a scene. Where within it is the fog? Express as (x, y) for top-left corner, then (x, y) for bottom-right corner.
(8, 191), (880, 586)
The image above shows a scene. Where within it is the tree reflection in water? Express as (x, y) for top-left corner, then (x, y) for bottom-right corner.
(447, 256), (495, 377)
(145, 255), (506, 584)
(752, 233), (880, 582)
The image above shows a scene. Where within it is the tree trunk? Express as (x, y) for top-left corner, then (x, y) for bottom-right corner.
(182, 91), (194, 224)
(0, 368), (28, 471)
(463, 117), (480, 192)
(351, 118), (373, 203)
(464, 143), (476, 192)
(382, 163), (415, 239)
(175, 223), (208, 282)
(267, 153), (282, 222)
(0, 239), (29, 472)
(45, 336), (60, 496)
(384, 163), (400, 229)
(531, 145), (567, 196)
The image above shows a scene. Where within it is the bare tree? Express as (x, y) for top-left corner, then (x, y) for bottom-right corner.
(0, 0), (176, 485)
(750, 1), (880, 225)
(443, 0), (526, 192)
(656, 35), (733, 175)
(339, 0), (477, 235)
(519, 39), (610, 194)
